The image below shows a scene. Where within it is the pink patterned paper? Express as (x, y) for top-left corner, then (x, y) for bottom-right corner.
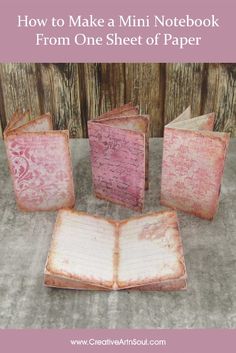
(5, 131), (75, 211)
(160, 127), (229, 220)
(88, 122), (146, 211)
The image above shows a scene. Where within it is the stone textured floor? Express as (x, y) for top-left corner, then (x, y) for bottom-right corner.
(0, 139), (235, 328)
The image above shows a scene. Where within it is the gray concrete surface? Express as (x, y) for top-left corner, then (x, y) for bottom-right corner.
(0, 138), (236, 329)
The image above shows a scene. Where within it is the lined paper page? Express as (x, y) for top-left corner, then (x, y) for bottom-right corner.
(118, 212), (185, 288)
(46, 210), (116, 287)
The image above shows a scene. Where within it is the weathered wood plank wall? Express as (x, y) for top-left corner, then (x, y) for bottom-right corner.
(0, 63), (235, 137)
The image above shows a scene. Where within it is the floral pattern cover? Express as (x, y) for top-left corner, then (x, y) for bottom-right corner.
(4, 113), (75, 211)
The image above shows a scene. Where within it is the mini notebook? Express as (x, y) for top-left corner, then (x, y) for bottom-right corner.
(88, 103), (149, 212)
(160, 107), (230, 220)
(44, 209), (187, 291)
(4, 111), (75, 211)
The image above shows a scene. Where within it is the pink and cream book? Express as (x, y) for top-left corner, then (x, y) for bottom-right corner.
(160, 107), (230, 220)
(44, 209), (187, 291)
(4, 111), (75, 211)
(88, 103), (149, 212)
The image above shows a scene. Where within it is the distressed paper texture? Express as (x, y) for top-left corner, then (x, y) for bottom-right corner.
(13, 114), (53, 132)
(44, 209), (187, 291)
(97, 114), (150, 191)
(5, 111), (31, 133)
(88, 122), (146, 211)
(161, 108), (230, 219)
(45, 210), (116, 288)
(97, 102), (138, 120)
(5, 112), (75, 211)
(88, 104), (149, 211)
(168, 113), (215, 131)
(118, 210), (186, 289)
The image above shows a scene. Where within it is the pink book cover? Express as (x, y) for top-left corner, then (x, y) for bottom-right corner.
(4, 112), (75, 211)
(88, 103), (149, 211)
(160, 107), (230, 220)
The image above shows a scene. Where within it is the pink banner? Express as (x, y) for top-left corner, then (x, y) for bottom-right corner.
(0, 0), (235, 62)
(0, 329), (235, 352)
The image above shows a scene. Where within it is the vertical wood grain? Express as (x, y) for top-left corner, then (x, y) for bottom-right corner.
(199, 63), (219, 115)
(98, 63), (126, 114)
(0, 63), (235, 138)
(75, 63), (126, 134)
(164, 63), (204, 124)
(125, 63), (165, 136)
(34, 63), (85, 138)
(68, 63), (83, 138)
(199, 63), (236, 136)
(0, 63), (41, 126)
(82, 63), (101, 120)
(38, 64), (71, 131)
(207, 64), (236, 135)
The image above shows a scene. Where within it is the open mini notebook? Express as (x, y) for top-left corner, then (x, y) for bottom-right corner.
(44, 209), (187, 291)
(88, 103), (149, 212)
(4, 112), (75, 211)
(160, 107), (230, 220)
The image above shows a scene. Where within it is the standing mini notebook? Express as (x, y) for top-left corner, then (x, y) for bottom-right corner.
(44, 209), (187, 291)
(4, 111), (75, 211)
(160, 107), (230, 220)
(88, 103), (149, 212)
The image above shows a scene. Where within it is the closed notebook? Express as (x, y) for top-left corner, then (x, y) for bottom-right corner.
(88, 103), (149, 212)
(44, 209), (187, 291)
(160, 107), (230, 220)
(4, 111), (75, 211)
